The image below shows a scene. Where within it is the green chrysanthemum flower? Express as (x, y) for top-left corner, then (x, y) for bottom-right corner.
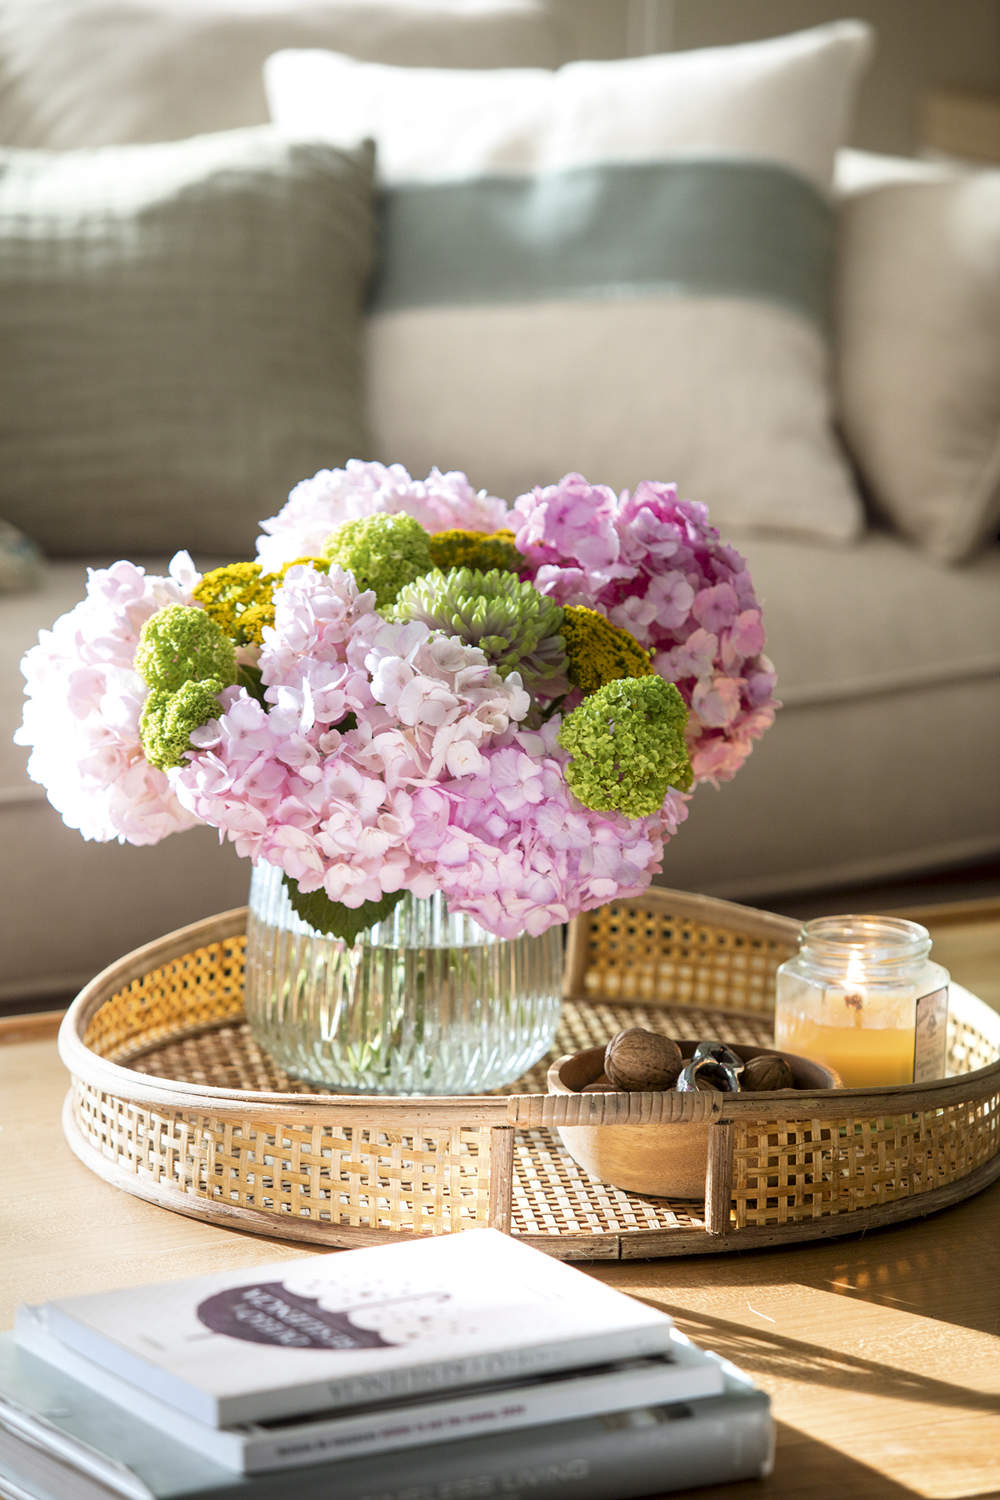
(392, 567), (568, 693)
(561, 606), (654, 696)
(428, 528), (523, 576)
(140, 678), (227, 770)
(558, 676), (692, 818)
(134, 604), (238, 693)
(323, 512), (433, 608)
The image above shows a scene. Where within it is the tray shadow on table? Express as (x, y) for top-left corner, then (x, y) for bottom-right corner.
(750, 1426), (922, 1500)
(642, 1302), (997, 1417)
(618, 1180), (1000, 1339)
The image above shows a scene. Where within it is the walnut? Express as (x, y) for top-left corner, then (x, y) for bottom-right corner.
(581, 1072), (616, 1092)
(604, 1028), (683, 1091)
(741, 1054), (795, 1091)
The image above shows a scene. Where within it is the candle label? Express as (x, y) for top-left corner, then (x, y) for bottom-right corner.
(913, 986), (949, 1082)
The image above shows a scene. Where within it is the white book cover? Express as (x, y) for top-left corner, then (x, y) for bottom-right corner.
(19, 1230), (674, 1428)
(15, 1308), (725, 1475)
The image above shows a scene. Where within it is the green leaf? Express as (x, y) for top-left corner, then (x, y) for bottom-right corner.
(282, 876), (405, 943)
(237, 663), (266, 705)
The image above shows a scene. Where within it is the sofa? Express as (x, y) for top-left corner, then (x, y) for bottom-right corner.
(1, 3), (998, 1006)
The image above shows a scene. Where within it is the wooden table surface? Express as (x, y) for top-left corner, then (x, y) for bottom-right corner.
(2, 1009), (998, 1500)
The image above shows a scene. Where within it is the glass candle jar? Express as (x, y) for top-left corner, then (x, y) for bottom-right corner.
(774, 916), (949, 1087)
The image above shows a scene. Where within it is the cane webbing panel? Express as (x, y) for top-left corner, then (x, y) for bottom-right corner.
(731, 1090), (1000, 1229)
(573, 898), (796, 1015)
(82, 937), (245, 1065)
(73, 1079), (494, 1233)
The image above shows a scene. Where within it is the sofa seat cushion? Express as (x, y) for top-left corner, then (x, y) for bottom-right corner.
(2, 560), (248, 1003)
(657, 531), (1000, 900)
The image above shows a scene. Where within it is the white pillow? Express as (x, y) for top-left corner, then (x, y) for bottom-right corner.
(267, 23), (874, 544)
(0, 0), (560, 147)
(835, 153), (1000, 564)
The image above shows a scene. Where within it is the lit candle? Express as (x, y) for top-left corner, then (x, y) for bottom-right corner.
(774, 917), (949, 1088)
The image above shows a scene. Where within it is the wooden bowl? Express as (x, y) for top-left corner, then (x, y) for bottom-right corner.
(547, 1040), (841, 1200)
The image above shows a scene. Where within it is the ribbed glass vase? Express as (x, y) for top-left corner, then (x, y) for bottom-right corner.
(243, 863), (565, 1095)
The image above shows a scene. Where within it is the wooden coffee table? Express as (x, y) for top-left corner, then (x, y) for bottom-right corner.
(891, 896), (1000, 1012)
(2, 897), (999, 1500)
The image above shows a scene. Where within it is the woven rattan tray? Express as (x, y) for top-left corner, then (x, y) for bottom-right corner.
(58, 889), (1000, 1259)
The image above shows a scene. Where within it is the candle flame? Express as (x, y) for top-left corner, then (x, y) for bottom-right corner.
(845, 949), (867, 989)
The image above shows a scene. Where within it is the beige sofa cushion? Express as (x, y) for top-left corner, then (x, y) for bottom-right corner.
(267, 23), (873, 546)
(0, 0), (560, 148)
(835, 155), (1000, 564)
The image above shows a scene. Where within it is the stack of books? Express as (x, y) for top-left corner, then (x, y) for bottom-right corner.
(0, 1229), (774, 1500)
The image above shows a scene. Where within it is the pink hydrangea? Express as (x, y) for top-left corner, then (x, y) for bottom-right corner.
(18, 464), (778, 941)
(172, 566), (531, 911)
(15, 555), (201, 843)
(516, 475), (779, 786)
(406, 722), (689, 938)
(256, 461), (512, 572)
(174, 688), (426, 906)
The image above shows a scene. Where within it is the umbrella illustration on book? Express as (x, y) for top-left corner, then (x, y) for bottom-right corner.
(197, 1280), (454, 1351)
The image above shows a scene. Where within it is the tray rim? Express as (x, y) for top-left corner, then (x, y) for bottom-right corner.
(58, 902), (1000, 1127)
(59, 1090), (1000, 1260)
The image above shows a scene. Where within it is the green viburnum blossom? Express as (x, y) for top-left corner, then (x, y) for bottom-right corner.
(322, 512), (433, 608)
(558, 675), (692, 818)
(561, 606), (654, 696)
(134, 604), (237, 693)
(140, 678), (227, 770)
(428, 528), (523, 576)
(134, 605), (237, 769)
(392, 567), (568, 693)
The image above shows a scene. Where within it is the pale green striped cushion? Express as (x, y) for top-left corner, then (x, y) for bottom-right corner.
(268, 31), (873, 544)
(375, 159), (835, 332)
(0, 128), (375, 558)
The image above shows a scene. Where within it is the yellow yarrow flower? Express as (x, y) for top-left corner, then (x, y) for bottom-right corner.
(194, 558), (329, 646)
(193, 562), (274, 646)
(561, 606), (654, 696)
(428, 528), (522, 575)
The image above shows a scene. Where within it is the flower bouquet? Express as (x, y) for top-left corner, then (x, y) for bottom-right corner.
(17, 463), (777, 1092)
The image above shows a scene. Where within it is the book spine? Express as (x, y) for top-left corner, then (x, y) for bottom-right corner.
(246, 1355), (723, 1472)
(214, 1323), (675, 1427)
(267, 1393), (775, 1500)
(37, 1306), (673, 1429)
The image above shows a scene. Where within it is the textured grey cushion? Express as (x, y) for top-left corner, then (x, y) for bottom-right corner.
(0, 128), (375, 557)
